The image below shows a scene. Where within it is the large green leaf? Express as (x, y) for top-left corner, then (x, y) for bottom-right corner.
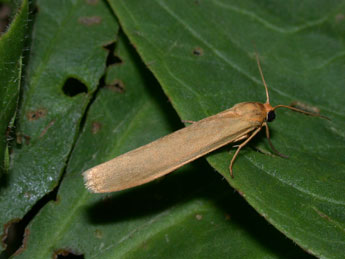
(0, 0), (28, 175)
(0, 0), (118, 250)
(106, 0), (345, 258)
(14, 34), (311, 259)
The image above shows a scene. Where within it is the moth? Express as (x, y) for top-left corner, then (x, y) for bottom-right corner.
(83, 53), (326, 193)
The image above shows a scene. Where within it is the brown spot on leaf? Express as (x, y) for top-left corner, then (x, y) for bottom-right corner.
(94, 229), (102, 239)
(105, 79), (125, 93)
(23, 135), (31, 145)
(91, 122), (102, 134)
(335, 13), (344, 23)
(26, 108), (47, 121)
(16, 133), (31, 145)
(78, 16), (102, 26)
(16, 134), (21, 145)
(313, 207), (331, 221)
(193, 46), (204, 56)
(39, 120), (56, 138)
(195, 214), (203, 220)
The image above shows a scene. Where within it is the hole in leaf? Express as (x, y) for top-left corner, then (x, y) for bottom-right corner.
(0, 186), (59, 257)
(192, 46), (203, 56)
(62, 78), (88, 97)
(55, 250), (84, 258)
(104, 42), (123, 66)
(1, 219), (21, 257)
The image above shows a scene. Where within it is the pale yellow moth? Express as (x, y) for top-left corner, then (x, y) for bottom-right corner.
(83, 53), (325, 193)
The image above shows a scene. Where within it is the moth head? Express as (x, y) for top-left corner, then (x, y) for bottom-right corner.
(263, 103), (275, 122)
(266, 110), (276, 122)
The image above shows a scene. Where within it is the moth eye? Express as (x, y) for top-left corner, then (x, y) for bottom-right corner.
(267, 110), (276, 122)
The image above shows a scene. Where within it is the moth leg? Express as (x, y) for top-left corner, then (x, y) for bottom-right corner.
(263, 122), (288, 158)
(229, 126), (262, 178)
(182, 120), (196, 124)
(233, 134), (249, 143)
(229, 134), (250, 149)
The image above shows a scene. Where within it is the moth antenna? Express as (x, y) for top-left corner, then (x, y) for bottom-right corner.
(255, 51), (270, 104)
(273, 105), (330, 120)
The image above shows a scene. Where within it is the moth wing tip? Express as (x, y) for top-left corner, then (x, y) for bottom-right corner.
(82, 168), (99, 193)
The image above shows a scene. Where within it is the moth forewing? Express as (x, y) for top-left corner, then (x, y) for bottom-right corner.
(83, 103), (265, 193)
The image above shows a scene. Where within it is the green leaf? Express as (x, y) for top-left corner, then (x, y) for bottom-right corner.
(0, 0), (118, 250)
(14, 34), (310, 259)
(0, 0), (28, 174)
(105, 0), (345, 258)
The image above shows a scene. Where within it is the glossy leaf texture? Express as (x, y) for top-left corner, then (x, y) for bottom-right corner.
(0, 0), (118, 251)
(14, 34), (311, 259)
(107, 0), (345, 258)
(0, 0), (28, 175)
